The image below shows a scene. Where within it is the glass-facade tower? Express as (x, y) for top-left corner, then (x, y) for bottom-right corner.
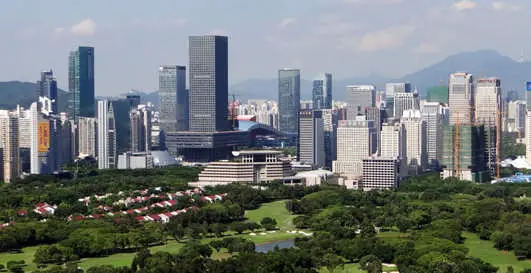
(68, 46), (95, 120)
(312, 73), (332, 110)
(159, 65), (188, 132)
(278, 69), (301, 135)
(37, 70), (58, 114)
(189, 36), (229, 132)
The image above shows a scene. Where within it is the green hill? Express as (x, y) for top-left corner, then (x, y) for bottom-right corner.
(0, 81), (68, 111)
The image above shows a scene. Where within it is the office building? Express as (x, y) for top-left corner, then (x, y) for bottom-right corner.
(394, 92), (420, 118)
(298, 110), (325, 167)
(97, 100), (117, 169)
(126, 94), (141, 110)
(475, 77), (502, 176)
(441, 125), (489, 182)
(130, 105), (152, 153)
(505, 100), (526, 134)
(365, 107), (381, 152)
(312, 73), (332, 110)
(197, 150), (294, 185)
(0, 111), (20, 183)
(421, 102), (442, 169)
(189, 36), (229, 132)
(346, 85), (375, 120)
(58, 115), (75, 167)
(159, 65), (188, 132)
(332, 118), (377, 176)
(401, 109), (427, 175)
(380, 122), (406, 160)
(118, 152), (154, 170)
(385, 82), (412, 98)
(449, 72), (474, 125)
(166, 131), (248, 162)
(362, 157), (401, 190)
(78, 117), (97, 157)
(37, 70), (58, 114)
(278, 69), (301, 135)
(322, 109), (336, 168)
(68, 46), (95, 120)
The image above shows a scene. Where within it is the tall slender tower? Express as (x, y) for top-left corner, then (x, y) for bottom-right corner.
(37, 70), (58, 114)
(189, 36), (229, 132)
(298, 110), (325, 167)
(97, 100), (116, 169)
(68, 46), (95, 120)
(0, 111), (20, 183)
(278, 69), (301, 136)
(449, 72), (474, 125)
(130, 105), (152, 153)
(312, 73), (332, 110)
(159, 65), (187, 132)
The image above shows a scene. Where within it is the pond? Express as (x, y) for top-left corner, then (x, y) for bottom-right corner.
(255, 239), (295, 253)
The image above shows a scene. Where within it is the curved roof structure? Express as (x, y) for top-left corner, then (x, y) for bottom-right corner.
(237, 120), (285, 136)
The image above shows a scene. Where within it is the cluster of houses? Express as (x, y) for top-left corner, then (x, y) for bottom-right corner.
(0, 222), (13, 229)
(134, 207), (199, 224)
(33, 203), (57, 215)
(78, 188), (204, 207)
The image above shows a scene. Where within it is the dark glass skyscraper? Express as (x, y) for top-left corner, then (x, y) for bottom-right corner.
(159, 65), (188, 132)
(312, 73), (332, 110)
(278, 69), (301, 135)
(189, 35), (229, 132)
(37, 70), (58, 114)
(68, 46), (95, 120)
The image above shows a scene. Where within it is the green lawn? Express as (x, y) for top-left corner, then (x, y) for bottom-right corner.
(0, 245), (42, 272)
(464, 232), (531, 273)
(245, 200), (296, 230)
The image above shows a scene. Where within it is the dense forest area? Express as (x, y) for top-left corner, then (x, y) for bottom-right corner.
(0, 169), (530, 273)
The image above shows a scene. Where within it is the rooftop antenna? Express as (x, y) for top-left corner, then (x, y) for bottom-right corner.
(519, 48), (527, 63)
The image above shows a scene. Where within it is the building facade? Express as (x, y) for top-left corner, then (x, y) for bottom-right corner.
(97, 100), (117, 169)
(421, 102), (442, 169)
(189, 36), (229, 132)
(278, 69), (301, 135)
(68, 46), (95, 120)
(298, 110), (325, 167)
(312, 73), (332, 110)
(394, 92), (419, 118)
(159, 65), (188, 132)
(118, 152), (154, 170)
(362, 157), (401, 190)
(37, 70), (58, 114)
(130, 105), (152, 153)
(0, 111), (20, 183)
(78, 117), (97, 157)
(401, 109), (427, 175)
(449, 72), (474, 125)
(346, 85), (375, 120)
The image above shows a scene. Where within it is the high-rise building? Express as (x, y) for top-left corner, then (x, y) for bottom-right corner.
(346, 85), (375, 120)
(362, 157), (401, 190)
(37, 70), (58, 114)
(58, 115), (75, 168)
(322, 109), (336, 168)
(365, 107), (381, 153)
(385, 82), (412, 98)
(505, 100), (526, 134)
(159, 65), (188, 132)
(332, 118), (377, 176)
(130, 105), (152, 153)
(97, 100), (117, 169)
(278, 69), (301, 135)
(449, 72), (474, 125)
(380, 122), (406, 159)
(78, 117), (97, 157)
(401, 109), (427, 175)
(421, 102), (442, 169)
(312, 73), (332, 110)
(126, 94), (141, 110)
(441, 125), (489, 182)
(475, 77), (502, 176)
(189, 36), (229, 132)
(394, 92), (420, 118)
(68, 46), (95, 120)
(0, 111), (20, 183)
(298, 110), (325, 167)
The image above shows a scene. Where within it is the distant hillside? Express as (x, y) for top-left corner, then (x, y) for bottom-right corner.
(0, 81), (68, 111)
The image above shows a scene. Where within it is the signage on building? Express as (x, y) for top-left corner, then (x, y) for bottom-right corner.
(38, 121), (50, 152)
(527, 82), (531, 91)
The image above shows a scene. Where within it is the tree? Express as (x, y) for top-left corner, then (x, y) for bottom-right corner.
(321, 253), (344, 273)
(360, 219), (376, 238)
(231, 222), (247, 234)
(6, 261), (25, 273)
(506, 266), (514, 273)
(359, 255), (382, 273)
(260, 217), (277, 231)
(246, 222), (261, 232)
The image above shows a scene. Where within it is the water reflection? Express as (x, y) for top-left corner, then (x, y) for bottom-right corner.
(255, 239), (295, 253)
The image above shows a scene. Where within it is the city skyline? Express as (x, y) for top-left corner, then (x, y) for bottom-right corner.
(1, 0), (530, 96)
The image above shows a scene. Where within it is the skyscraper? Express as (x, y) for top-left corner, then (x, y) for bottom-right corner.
(449, 72), (474, 125)
(159, 65), (188, 132)
(0, 111), (20, 183)
(475, 78), (502, 176)
(97, 100), (117, 169)
(385, 82), (412, 98)
(130, 105), (152, 153)
(58, 115), (75, 168)
(401, 109), (427, 175)
(346, 85), (375, 120)
(37, 70), (58, 114)
(421, 102), (442, 169)
(298, 110), (325, 167)
(322, 109), (336, 168)
(332, 118), (377, 176)
(126, 94), (141, 110)
(189, 36), (229, 132)
(312, 73), (332, 110)
(78, 117), (97, 157)
(278, 69), (301, 136)
(394, 92), (419, 118)
(68, 46), (95, 120)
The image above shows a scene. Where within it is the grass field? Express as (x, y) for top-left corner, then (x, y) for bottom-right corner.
(464, 232), (531, 273)
(245, 200), (296, 230)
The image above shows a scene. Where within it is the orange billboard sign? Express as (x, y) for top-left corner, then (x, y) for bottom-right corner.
(38, 122), (50, 152)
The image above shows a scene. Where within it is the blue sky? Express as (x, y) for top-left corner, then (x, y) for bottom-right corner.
(0, 0), (528, 95)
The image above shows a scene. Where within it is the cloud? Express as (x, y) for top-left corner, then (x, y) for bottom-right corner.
(70, 18), (96, 36)
(278, 18), (296, 29)
(452, 0), (477, 11)
(414, 43), (440, 54)
(358, 25), (415, 52)
(492, 2), (520, 11)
